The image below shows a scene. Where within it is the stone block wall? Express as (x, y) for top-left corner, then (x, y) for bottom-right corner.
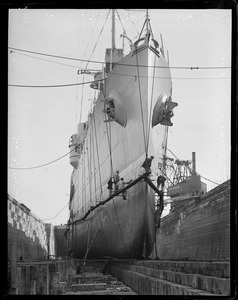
(8, 194), (55, 261)
(8, 259), (78, 295)
(154, 180), (230, 261)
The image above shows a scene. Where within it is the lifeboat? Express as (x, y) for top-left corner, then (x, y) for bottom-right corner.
(69, 134), (80, 169)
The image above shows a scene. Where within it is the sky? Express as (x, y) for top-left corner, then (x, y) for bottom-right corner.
(8, 9), (231, 225)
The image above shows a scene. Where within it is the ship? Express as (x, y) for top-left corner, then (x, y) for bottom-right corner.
(65, 9), (178, 259)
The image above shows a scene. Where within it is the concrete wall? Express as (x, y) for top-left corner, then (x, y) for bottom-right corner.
(54, 225), (68, 258)
(154, 180), (230, 261)
(8, 195), (55, 261)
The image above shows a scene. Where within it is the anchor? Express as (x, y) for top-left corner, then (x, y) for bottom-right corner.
(160, 100), (178, 126)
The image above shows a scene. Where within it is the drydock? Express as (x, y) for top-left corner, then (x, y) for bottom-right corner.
(6, 179), (231, 296)
(7, 8), (232, 296)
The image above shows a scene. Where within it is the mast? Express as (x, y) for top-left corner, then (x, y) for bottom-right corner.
(112, 9), (115, 49)
(146, 9), (149, 35)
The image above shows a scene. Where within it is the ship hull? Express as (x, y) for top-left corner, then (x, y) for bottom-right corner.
(67, 36), (172, 259)
(69, 180), (155, 259)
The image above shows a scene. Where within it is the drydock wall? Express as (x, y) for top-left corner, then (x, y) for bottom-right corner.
(54, 225), (68, 258)
(154, 180), (230, 261)
(8, 195), (55, 261)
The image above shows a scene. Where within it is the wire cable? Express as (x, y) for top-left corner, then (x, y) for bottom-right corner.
(199, 175), (230, 187)
(8, 70), (230, 88)
(135, 47), (147, 156)
(8, 79), (104, 88)
(8, 47), (231, 70)
(41, 202), (69, 221)
(84, 9), (111, 70)
(8, 148), (75, 170)
(10, 50), (81, 69)
(165, 147), (230, 187)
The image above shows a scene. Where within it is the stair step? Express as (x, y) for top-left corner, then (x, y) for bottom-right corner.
(78, 266), (100, 273)
(71, 282), (107, 292)
(135, 260), (230, 278)
(76, 279), (119, 285)
(108, 265), (223, 295)
(62, 289), (137, 295)
(75, 271), (103, 277)
(122, 264), (230, 295)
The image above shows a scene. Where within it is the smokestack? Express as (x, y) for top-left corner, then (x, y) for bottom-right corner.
(192, 152), (196, 175)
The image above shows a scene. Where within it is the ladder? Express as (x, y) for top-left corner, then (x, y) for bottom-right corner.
(82, 229), (100, 266)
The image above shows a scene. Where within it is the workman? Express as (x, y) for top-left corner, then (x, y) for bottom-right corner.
(157, 175), (166, 190)
(142, 156), (154, 174)
(114, 170), (120, 190)
(68, 249), (72, 258)
(117, 178), (132, 200)
(107, 177), (113, 196)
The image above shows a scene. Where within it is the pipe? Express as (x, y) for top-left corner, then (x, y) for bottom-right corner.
(192, 152), (196, 175)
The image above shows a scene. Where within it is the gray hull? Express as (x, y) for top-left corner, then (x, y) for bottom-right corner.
(67, 33), (172, 259)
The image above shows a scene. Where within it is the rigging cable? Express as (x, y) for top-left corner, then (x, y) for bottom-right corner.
(112, 198), (130, 256)
(81, 11), (101, 70)
(104, 114), (114, 178)
(10, 50), (81, 69)
(90, 115), (110, 254)
(146, 52), (157, 154)
(135, 47), (147, 157)
(91, 114), (97, 203)
(109, 120), (114, 177)
(76, 143), (117, 201)
(8, 72), (231, 89)
(9, 48), (231, 79)
(41, 202), (69, 221)
(165, 147), (230, 187)
(75, 73), (80, 128)
(86, 120), (93, 207)
(79, 76), (85, 123)
(8, 147), (75, 170)
(102, 77), (114, 178)
(8, 47), (231, 70)
(115, 9), (128, 37)
(8, 79), (104, 88)
(82, 142), (86, 213)
(91, 117), (110, 253)
(92, 109), (104, 196)
(28, 200), (70, 223)
(84, 9), (111, 70)
(9, 75), (230, 88)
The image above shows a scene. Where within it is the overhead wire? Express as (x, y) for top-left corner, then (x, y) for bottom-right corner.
(26, 200), (69, 223)
(90, 110), (110, 253)
(165, 147), (230, 187)
(41, 202), (69, 221)
(8, 147), (75, 170)
(84, 9), (111, 70)
(8, 69), (230, 88)
(8, 47), (231, 70)
(135, 46), (147, 156)
(91, 114), (97, 204)
(80, 10), (102, 70)
(92, 108), (103, 196)
(10, 50), (81, 69)
(146, 53), (157, 154)
(8, 79), (103, 88)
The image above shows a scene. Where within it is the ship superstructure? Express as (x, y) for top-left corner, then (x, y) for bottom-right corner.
(66, 9), (177, 259)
